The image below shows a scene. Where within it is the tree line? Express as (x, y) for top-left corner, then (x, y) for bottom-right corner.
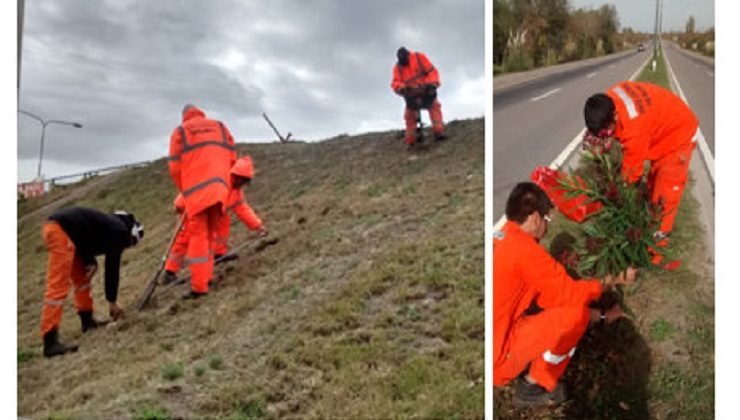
(666, 16), (714, 57)
(494, 0), (649, 74)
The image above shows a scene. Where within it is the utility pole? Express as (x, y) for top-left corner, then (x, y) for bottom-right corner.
(18, 0), (24, 93)
(652, 0), (660, 70)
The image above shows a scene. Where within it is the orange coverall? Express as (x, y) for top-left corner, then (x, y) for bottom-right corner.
(40, 222), (93, 336)
(166, 188), (263, 273)
(606, 81), (699, 235)
(391, 51), (444, 144)
(169, 106), (237, 293)
(494, 221), (602, 392)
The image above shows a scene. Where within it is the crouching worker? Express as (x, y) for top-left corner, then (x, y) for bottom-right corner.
(40, 207), (144, 358)
(493, 182), (635, 407)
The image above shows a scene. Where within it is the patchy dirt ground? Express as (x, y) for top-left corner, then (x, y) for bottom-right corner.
(18, 119), (484, 419)
(493, 176), (714, 420)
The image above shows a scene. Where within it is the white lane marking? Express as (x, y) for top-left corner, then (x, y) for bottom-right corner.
(707, 71), (714, 77)
(494, 53), (653, 230)
(587, 72), (597, 78)
(663, 51), (715, 184)
(531, 88), (561, 102)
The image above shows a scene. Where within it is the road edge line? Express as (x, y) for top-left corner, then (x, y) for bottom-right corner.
(663, 45), (716, 185)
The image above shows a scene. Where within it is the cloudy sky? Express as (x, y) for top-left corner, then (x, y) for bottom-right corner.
(17, 0), (484, 182)
(570, 0), (714, 33)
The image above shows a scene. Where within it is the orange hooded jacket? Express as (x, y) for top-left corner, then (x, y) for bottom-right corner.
(224, 187), (262, 230)
(606, 81), (699, 183)
(169, 106), (237, 217)
(493, 221), (601, 386)
(391, 51), (440, 92)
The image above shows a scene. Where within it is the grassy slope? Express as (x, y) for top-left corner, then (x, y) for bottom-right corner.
(494, 50), (714, 419)
(18, 119), (484, 419)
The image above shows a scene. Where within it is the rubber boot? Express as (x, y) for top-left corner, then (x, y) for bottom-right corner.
(43, 329), (79, 358)
(182, 290), (207, 300)
(79, 310), (108, 333)
(162, 270), (178, 285)
(513, 376), (566, 408)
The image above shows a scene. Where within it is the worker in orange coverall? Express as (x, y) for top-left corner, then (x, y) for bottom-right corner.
(584, 81), (699, 255)
(391, 47), (446, 147)
(163, 156), (267, 284)
(40, 207), (143, 357)
(169, 104), (236, 299)
(494, 182), (635, 407)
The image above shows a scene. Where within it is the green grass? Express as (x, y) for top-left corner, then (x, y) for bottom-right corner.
(209, 354), (224, 370)
(18, 348), (35, 363)
(228, 399), (267, 420)
(636, 49), (670, 88)
(651, 319), (676, 342)
(160, 363), (184, 381)
(133, 406), (170, 420)
(194, 364), (206, 377)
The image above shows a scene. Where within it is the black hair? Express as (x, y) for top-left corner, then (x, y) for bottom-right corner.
(505, 182), (553, 224)
(584, 93), (615, 135)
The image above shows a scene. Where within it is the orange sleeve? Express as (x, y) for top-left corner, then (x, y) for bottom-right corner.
(391, 65), (404, 92)
(520, 241), (601, 309)
(420, 53), (440, 86)
(230, 190), (262, 230)
(168, 127), (183, 191)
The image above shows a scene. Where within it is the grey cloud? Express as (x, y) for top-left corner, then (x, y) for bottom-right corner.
(18, 0), (483, 181)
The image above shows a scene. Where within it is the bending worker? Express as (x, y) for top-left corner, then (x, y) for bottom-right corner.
(493, 182), (635, 407)
(40, 207), (143, 358)
(391, 46), (446, 147)
(169, 104), (237, 299)
(584, 81), (699, 257)
(163, 156), (267, 284)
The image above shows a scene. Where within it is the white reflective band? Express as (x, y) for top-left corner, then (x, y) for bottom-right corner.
(612, 86), (638, 119)
(543, 347), (576, 365)
(187, 256), (209, 265)
(673, 186), (680, 191)
(691, 127), (699, 143)
(44, 299), (65, 307)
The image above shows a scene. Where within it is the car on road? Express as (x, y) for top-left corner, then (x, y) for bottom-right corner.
(637, 43), (646, 52)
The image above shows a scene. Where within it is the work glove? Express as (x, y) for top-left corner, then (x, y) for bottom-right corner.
(108, 301), (125, 321)
(258, 227), (269, 237)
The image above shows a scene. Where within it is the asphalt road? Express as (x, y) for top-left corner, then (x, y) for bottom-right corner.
(662, 41), (715, 153)
(493, 50), (650, 220)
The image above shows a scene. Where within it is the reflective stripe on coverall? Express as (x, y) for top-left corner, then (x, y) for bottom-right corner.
(606, 81), (699, 235)
(169, 106), (237, 292)
(391, 51), (444, 143)
(40, 222), (94, 337)
(493, 221), (602, 392)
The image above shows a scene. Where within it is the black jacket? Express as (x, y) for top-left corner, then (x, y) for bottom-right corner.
(48, 207), (131, 302)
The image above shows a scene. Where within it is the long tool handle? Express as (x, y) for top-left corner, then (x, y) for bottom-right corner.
(135, 214), (186, 311)
(170, 236), (279, 287)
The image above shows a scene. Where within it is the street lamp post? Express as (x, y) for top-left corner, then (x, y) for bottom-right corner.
(18, 109), (83, 179)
